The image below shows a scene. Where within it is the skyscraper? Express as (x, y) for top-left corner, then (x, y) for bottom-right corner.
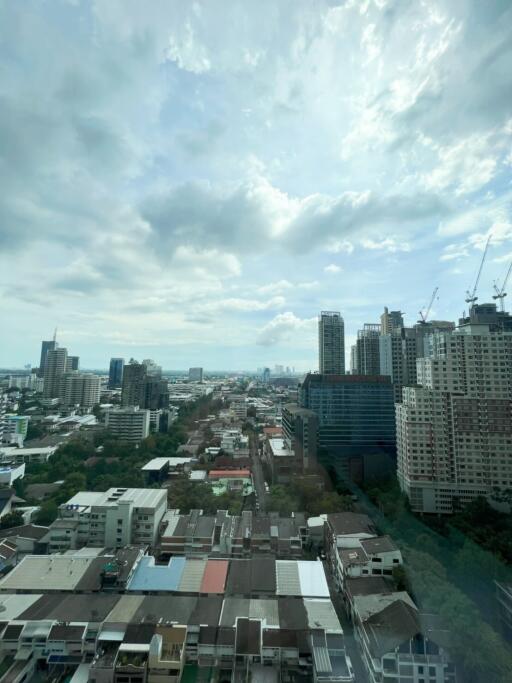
(318, 311), (345, 375)
(38, 339), (58, 378)
(142, 358), (162, 378)
(397, 304), (512, 514)
(143, 378), (170, 410)
(189, 367), (203, 382)
(59, 373), (100, 408)
(355, 324), (381, 375)
(43, 347), (68, 398)
(380, 307), (404, 335)
(108, 358), (125, 389)
(299, 373), (395, 482)
(121, 360), (146, 407)
(66, 356), (80, 371)
(379, 320), (455, 403)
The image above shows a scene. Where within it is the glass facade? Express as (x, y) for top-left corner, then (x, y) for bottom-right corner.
(299, 373), (396, 480)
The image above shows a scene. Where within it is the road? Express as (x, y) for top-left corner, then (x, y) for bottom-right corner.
(249, 431), (267, 511)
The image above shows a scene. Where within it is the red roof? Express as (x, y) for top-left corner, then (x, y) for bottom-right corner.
(200, 559), (229, 593)
(209, 469), (251, 479)
(264, 427), (282, 435)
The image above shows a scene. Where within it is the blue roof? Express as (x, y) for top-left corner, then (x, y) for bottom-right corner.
(127, 556), (186, 592)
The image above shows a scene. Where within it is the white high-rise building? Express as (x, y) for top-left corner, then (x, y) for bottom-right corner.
(318, 311), (345, 375)
(397, 305), (512, 514)
(59, 373), (100, 408)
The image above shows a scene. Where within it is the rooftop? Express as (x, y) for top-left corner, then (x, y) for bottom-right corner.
(360, 535), (399, 554)
(327, 512), (376, 537)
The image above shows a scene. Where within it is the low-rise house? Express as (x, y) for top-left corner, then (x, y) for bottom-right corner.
(354, 598), (456, 683)
(0, 445), (57, 464)
(159, 510), (307, 559)
(333, 535), (403, 591)
(0, 524), (49, 555)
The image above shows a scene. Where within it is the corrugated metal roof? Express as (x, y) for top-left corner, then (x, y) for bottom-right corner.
(312, 630), (332, 674)
(249, 599), (279, 627)
(276, 561), (301, 596)
(178, 559), (207, 592)
(297, 561), (330, 598)
(304, 599), (342, 632)
(200, 559), (229, 594)
(220, 598), (250, 626)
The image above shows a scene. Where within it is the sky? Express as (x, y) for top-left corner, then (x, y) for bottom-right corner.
(1, 0), (512, 371)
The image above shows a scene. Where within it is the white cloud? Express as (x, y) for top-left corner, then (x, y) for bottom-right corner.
(256, 312), (316, 347)
(422, 134), (498, 196)
(324, 263), (342, 273)
(360, 238), (411, 253)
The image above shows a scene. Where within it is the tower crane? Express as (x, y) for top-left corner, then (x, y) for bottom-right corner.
(465, 235), (492, 307)
(492, 261), (512, 312)
(418, 287), (439, 324)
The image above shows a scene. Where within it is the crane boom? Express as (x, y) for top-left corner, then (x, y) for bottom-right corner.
(418, 287), (439, 324)
(492, 261), (512, 312)
(465, 235), (492, 306)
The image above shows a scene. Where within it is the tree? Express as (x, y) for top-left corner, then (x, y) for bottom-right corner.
(34, 500), (58, 526)
(266, 485), (301, 515)
(26, 423), (45, 441)
(0, 511), (24, 529)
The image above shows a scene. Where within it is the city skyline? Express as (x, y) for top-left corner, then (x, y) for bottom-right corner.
(2, 1), (512, 370)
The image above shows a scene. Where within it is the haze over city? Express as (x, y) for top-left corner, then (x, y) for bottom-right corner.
(2, 0), (512, 370)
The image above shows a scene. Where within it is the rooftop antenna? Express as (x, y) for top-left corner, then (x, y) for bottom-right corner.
(418, 287), (439, 324)
(53, 327), (58, 343)
(492, 261), (512, 312)
(465, 235), (492, 308)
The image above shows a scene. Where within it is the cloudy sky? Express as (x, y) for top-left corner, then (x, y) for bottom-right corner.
(1, 0), (512, 371)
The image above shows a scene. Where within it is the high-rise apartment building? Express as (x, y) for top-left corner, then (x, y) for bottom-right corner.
(397, 304), (512, 514)
(59, 373), (100, 408)
(189, 367), (203, 382)
(299, 373), (395, 482)
(105, 406), (151, 442)
(355, 324), (381, 375)
(108, 357), (125, 389)
(142, 358), (162, 377)
(319, 311), (345, 375)
(38, 339), (58, 377)
(66, 356), (80, 371)
(43, 347), (68, 398)
(349, 345), (358, 374)
(121, 360), (147, 407)
(380, 307), (404, 335)
(143, 378), (170, 410)
(0, 392), (6, 444)
(380, 320), (455, 403)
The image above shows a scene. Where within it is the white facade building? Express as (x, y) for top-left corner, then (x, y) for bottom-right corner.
(397, 309), (512, 514)
(58, 488), (167, 549)
(105, 407), (150, 443)
(0, 463), (25, 486)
